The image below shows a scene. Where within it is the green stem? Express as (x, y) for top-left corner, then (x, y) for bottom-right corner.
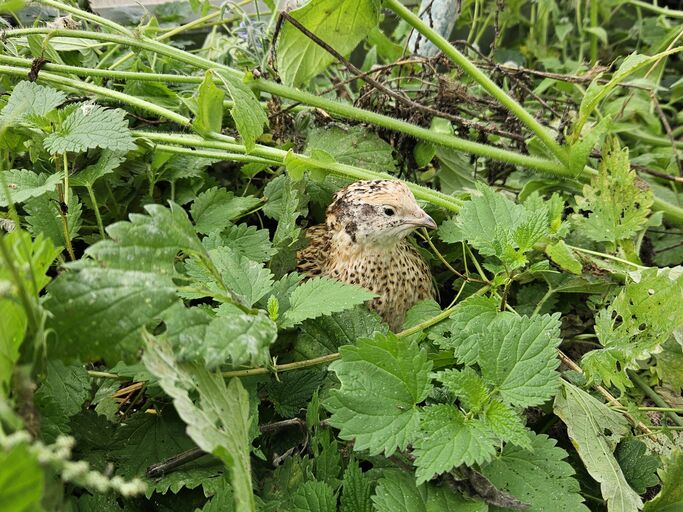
(152, 144), (281, 165)
(384, 0), (568, 166)
(589, 0), (599, 65)
(0, 233), (38, 333)
(86, 184), (105, 239)
(2, 27), (562, 174)
(568, 244), (648, 269)
(625, 0), (683, 19)
(628, 370), (683, 427)
(37, 0), (134, 36)
(62, 152), (69, 206)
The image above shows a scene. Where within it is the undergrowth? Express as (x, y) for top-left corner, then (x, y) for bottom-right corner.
(1, 0), (682, 511)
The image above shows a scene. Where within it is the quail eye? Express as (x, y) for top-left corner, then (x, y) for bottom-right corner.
(384, 207), (395, 217)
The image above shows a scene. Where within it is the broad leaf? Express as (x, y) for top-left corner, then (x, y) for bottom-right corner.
(70, 150), (125, 188)
(644, 449), (683, 512)
(481, 432), (589, 512)
(554, 381), (641, 511)
(0, 80), (65, 121)
(190, 187), (261, 234)
(193, 71), (225, 134)
(0, 169), (62, 207)
(281, 276), (375, 327)
(44, 104), (136, 154)
(277, 0), (380, 87)
(340, 458), (373, 512)
(216, 71), (267, 152)
(0, 444), (44, 512)
(413, 404), (497, 483)
(326, 332), (432, 456)
(289, 480), (336, 512)
(143, 335), (255, 512)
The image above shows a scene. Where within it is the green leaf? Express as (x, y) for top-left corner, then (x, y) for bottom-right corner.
(205, 223), (275, 263)
(190, 187), (261, 234)
(616, 439), (660, 494)
(143, 335), (256, 512)
(554, 381), (641, 511)
(109, 409), (196, 479)
(305, 126), (397, 173)
(372, 470), (487, 512)
(277, 0), (380, 87)
(477, 313), (562, 407)
(0, 230), (59, 297)
(46, 268), (179, 362)
(480, 432), (589, 512)
(0, 301), (26, 396)
(573, 138), (653, 245)
(567, 115), (611, 176)
(44, 104), (136, 154)
(545, 240), (582, 275)
(265, 369), (326, 418)
(428, 295), (499, 365)
(482, 400), (532, 450)
(644, 449), (683, 512)
(326, 332), (432, 456)
(0, 443), (44, 512)
(25, 192), (82, 249)
(70, 150), (125, 188)
(169, 306), (278, 369)
(193, 71), (225, 134)
(294, 305), (387, 359)
(263, 175), (305, 248)
(289, 480), (336, 512)
(437, 367), (489, 414)
(34, 360), (90, 442)
(582, 267), (683, 390)
(0, 169), (62, 207)
(400, 299), (441, 343)
(281, 276), (375, 328)
(455, 183), (550, 271)
(413, 404), (497, 483)
(87, 202), (207, 272)
(0, 80), (65, 121)
(216, 71), (268, 152)
(340, 458), (373, 512)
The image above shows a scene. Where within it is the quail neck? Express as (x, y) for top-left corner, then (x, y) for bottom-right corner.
(297, 180), (437, 330)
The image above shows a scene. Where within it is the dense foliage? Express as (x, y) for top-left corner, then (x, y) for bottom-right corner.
(1, 0), (683, 511)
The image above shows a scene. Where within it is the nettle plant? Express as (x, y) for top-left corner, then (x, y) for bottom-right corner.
(1, 0), (682, 511)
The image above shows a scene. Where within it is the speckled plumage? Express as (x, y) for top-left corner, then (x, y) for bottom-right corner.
(297, 180), (436, 330)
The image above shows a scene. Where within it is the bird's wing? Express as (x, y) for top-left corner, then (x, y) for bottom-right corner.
(296, 224), (330, 278)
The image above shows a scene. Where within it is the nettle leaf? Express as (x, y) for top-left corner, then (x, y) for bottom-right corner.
(428, 295), (499, 365)
(372, 470), (486, 512)
(573, 138), (653, 246)
(289, 480), (336, 512)
(193, 71), (225, 134)
(143, 335), (256, 512)
(482, 400), (532, 450)
(0, 169), (62, 207)
(265, 369), (326, 418)
(70, 150), (125, 188)
(25, 192), (82, 249)
(554, 381), (641, 511)
(437, 367), (489, 414)
(413, 404), (497, 483)
(582, 267), (683, 390)
(477, 313), (562, 407)
(87, 202), (206, 272)
(190, 187), (261, 234)
(277, 0), (380, 87)
(294, 305), (387, 359)
(481, 432), (589, 512)
(34, 360), (90, 442)
(44, 104), (136, 154)
(326, 332), (432, 456)
(616, 439), (660, 494)
(263, 175), (305, 247)
(168, 305), (277, 369)
(216, 71), (267, 152)
(281, 276), (375, 328)
(204, 223), (276, 263)
(545, 240), (582, 275)
(0, 80), (65, 121)
(454, 183), (550, 272)
(305, 126), (397, 173)
(340, 458), (373, 512)
(46, 268), (179, 362)
(643, 449), (683, 512)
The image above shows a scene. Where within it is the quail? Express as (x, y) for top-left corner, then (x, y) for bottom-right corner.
(297, 180), (437, 330)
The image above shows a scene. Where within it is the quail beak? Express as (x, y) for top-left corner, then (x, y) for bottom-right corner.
(407, 212), (437, 229)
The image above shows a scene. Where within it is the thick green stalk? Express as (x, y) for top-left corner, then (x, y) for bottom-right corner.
(626, 0), (683, 19)
(2, 27), (562, 174)
(384, 0), (568, 167)
(37, 0), (134, 36)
